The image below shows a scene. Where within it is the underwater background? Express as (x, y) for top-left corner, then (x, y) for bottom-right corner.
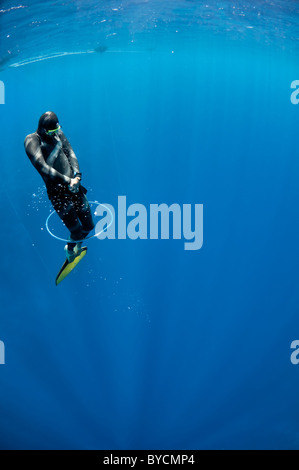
(0, 0), (299, 450)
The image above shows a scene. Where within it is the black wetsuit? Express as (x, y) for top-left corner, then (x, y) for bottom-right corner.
(24, 130), (94, 248)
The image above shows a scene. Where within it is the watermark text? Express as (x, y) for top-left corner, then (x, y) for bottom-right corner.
(0, 81), (4, 104)
(94, 196), (203, 251)
(291, 80), (299, 105)
(0, 340), (5, 364)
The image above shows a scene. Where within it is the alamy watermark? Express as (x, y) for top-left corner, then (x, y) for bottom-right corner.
(290, 80), (299, 105)
(290, 340), (299, 365)
(0, 340), (5, 364)
(94, 196), (203, 251)
(0, 81), (4, 104)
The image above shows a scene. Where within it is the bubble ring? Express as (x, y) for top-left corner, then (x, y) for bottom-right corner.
(45, 201), (113, 243)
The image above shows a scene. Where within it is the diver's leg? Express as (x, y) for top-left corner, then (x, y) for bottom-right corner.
(75, 194), (95, 239)
(50, 193), (84, 252)
(61, 211), (83, 250)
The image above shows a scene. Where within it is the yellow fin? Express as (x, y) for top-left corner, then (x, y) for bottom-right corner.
(55, 247), (87, 285)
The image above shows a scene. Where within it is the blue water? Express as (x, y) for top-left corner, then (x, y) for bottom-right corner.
(1, 0), (299, 450)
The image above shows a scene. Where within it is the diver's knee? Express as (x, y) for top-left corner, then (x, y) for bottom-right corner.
(82, 215), (95, 232)
(69, 221), (82, 239)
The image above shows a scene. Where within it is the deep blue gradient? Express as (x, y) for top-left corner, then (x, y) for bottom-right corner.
(0, 0), (299, 450)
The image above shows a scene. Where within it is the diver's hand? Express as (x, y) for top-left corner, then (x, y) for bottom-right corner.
(46, 136), (62, 167)
(68, 176), (81, 193)
(54, 136), (62, 150)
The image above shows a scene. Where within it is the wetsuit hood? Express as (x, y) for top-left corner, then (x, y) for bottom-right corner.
(37, 111), (60, 138)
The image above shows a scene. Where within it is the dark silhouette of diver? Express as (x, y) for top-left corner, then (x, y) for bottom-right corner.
(24, 111), (95, 262)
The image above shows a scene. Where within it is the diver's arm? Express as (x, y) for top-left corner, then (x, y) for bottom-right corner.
(24, 134), (72, 185)
(46, 135), (62, 167)
(60, 132), (81, 178)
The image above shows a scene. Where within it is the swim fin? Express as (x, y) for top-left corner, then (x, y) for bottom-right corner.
(55, 246), (87, 285)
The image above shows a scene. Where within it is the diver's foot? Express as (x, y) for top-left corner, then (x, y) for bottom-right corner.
(64, 245), (76, 263)
(73, 242), (82, 257)
(64, 242), (82, 263)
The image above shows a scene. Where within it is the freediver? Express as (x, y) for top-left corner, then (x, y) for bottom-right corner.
(24, 111), (95, 262)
